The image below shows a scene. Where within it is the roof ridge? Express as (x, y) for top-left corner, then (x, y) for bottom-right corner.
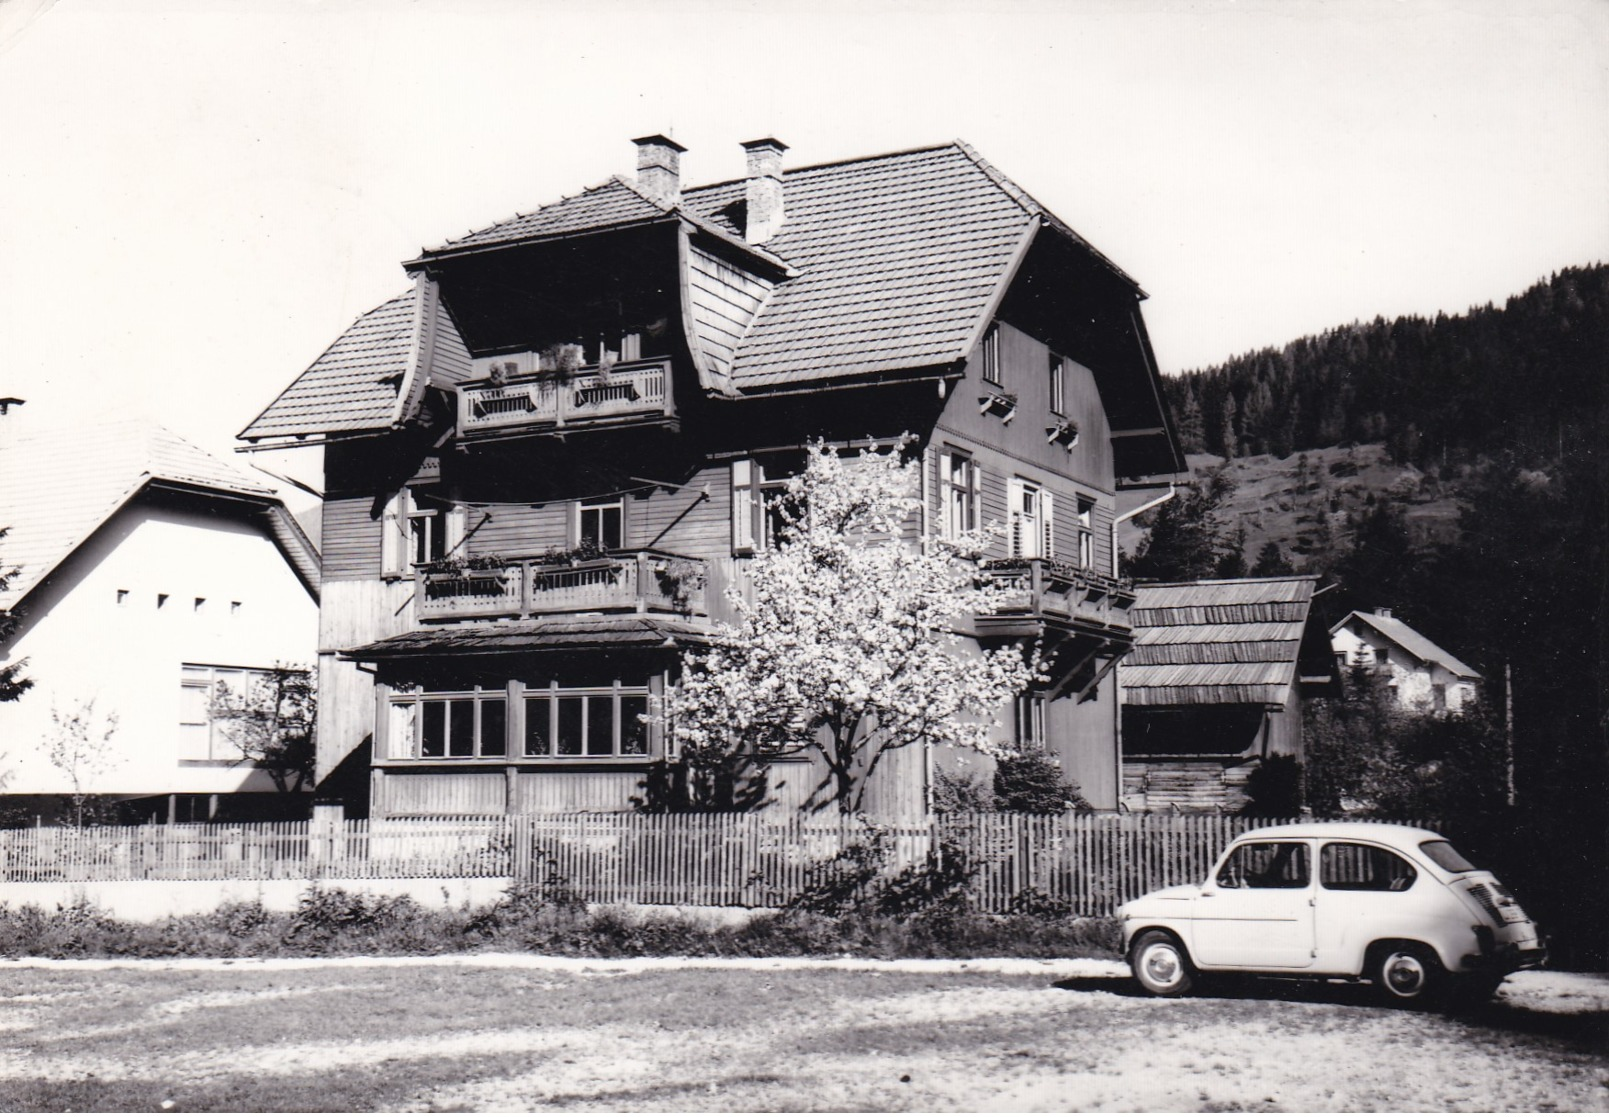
(952, 139), (1040, 220)
(437, 176), (651, 248)
(682, 141), (965, 195)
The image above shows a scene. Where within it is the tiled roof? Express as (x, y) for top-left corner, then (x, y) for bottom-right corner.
(1122, 577), (1319, 708)
(431, 176), (672, 251)
(681, 144), (1038, 389)
(0, 419), (284, 611)
(344, 615), (713, 659)
(1333, 611), (1481, 679)
(246, 139), (1144, 437)
(238, 290), (417, 442)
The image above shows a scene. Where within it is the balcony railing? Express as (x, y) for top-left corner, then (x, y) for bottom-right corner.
(978, 558), (1135, 634)
(457, 359), (672, 437)
(415, 550), (707, 622)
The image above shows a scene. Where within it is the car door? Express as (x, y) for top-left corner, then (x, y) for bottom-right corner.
(1190, 840), (1316, 969)
(1312, 840), (1424, 972)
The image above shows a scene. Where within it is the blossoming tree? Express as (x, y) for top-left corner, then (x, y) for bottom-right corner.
(662, 438), (1041, 814)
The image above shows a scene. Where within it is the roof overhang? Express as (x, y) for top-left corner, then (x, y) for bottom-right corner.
(343, 616), (715, 662)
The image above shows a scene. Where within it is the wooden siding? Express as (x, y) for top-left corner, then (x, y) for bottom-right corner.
(939, 319), (1115, 490)
(322, 495), (382, 581)
(928, 441), (1115, 573)
(687, 244), (772, 381)
(1122, 759), (1257, 814)
(425, 283), (474, 385)
(1050, 683), (1120, 810)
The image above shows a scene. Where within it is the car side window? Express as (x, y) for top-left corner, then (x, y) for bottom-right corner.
(1216, 841), (1310, 889)
(1321, 842), (1417, 892)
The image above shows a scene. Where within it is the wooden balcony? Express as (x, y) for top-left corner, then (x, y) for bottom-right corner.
(415, 550), (707, 622)
(975, 558), (1136, 638)
(456, 359), (673, 439)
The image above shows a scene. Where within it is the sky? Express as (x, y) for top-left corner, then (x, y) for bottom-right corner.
(1, 0), (1605, 495)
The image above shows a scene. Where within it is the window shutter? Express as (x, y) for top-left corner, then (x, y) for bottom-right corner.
(380, 489), (409, 577)
(1042, 492), (1056, 559)
(446, 505), (468, 556)
(1006, 478), (1024, 557)
(731, 459), (755, 554)
(937, 451), (952, 538)
(969, 461), (983, 532)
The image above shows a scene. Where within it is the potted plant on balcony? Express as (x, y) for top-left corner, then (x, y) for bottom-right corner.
(654, 557), (706, 611)
(422, 553), (511, 598)
(537, 538), (617, 570)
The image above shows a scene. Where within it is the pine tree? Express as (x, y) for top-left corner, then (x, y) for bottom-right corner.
(1251, 541), (1294, 576)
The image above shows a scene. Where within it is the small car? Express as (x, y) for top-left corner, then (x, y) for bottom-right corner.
(1117, 821), (1545, 1005)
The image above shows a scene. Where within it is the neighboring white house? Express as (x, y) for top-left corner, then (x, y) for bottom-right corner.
(1329, 608), (1481, 714)
(0, 413), (320, 823)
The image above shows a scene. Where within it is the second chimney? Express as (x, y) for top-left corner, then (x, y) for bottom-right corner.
(742, 137), (788, 245)
(634, 134), (686, 206)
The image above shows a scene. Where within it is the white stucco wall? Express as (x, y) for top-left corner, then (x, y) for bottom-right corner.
(0, 497), (318, 796)
(1329, 623), (1479, 714)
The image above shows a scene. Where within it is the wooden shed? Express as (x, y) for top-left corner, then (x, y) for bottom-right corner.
(1119, 575), (1337, 812)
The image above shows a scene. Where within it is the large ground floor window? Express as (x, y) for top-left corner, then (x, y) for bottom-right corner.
(386, 678), (654, 761)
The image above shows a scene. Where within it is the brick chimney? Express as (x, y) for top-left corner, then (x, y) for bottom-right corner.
(1376, 608), (1393, 619)
(741, 137), (788, 244)
(633, 134), (686, 206)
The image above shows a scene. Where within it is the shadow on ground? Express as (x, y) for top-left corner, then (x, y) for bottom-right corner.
(1050, 973), (1609, 1047)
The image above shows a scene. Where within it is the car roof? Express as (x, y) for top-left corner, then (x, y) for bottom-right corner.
(1234, 822), (1447, 845)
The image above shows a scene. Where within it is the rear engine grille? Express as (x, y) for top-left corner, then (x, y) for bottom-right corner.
(1467, 881), (1530, 924)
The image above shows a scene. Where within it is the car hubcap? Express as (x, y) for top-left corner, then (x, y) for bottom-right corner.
(1144, 946), (1181, 987)
(1384, 952), (1426, 996)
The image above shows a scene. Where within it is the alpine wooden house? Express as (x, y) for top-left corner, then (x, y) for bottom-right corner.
(241, 136), (1182, 818)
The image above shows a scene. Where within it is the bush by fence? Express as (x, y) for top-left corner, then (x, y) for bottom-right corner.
(0, 812), (1431, 916)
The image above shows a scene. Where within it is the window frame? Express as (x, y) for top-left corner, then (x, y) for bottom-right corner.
(939, 449), (981, 541)
(1013, 693), (1046, 749)
(179, 663), (289, 763)
(980, 323), (1001, 386)
(576, 497), (625, 551)
(1049, 354), (1066, 415)
(387, 679), (654, 763)
(1076, 496), (1095, 569)
(1007, 478), (1054, 559)
(1320, 841), (1418, 892)
(1216, 841), (1311, 890)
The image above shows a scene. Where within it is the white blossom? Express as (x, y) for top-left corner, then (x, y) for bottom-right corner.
(660, 438), (1042, 813)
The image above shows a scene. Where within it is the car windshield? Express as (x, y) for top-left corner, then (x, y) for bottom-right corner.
(1418, 839), (1477, 873)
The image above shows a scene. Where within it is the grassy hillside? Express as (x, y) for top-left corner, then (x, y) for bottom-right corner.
(1119, 443), (1462, 572)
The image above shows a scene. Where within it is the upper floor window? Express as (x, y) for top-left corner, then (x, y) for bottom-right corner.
(577, 498), (624, 551)
(981, 324), (1001, 385)
(1076, 497), (1095, 569)
(1049, 355), (1066, 415)
(382, 487), (466, 577)
(940, 450), (980, 540)
(1007, 478), (1054, 559)
(732, 460), (794, 554)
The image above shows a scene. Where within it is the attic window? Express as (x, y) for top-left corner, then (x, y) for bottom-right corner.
(981, 324), (1001, 385)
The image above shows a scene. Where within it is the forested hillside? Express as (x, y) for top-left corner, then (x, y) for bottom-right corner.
(1165, 264), (1607, 468)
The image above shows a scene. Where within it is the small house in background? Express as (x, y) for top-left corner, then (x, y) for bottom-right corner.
(1329, 608), (1481, 714)
(0, 414), (320, 824)
(1120, 575), (1337, 812)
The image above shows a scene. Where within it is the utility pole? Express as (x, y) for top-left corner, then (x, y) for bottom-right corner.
(1505, 662), (1516, 807)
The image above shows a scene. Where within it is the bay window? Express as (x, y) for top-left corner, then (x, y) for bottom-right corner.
(387, 680), (653, 761)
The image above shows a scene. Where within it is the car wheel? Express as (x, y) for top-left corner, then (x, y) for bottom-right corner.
(1372, 943), (1444, 1006)
(1130, 930), (1196, 997)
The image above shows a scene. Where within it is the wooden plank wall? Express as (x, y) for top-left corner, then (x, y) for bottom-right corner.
(687, 244), (772, 380)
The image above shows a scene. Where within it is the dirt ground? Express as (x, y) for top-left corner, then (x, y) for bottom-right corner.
(0, 955), (1604, 1112)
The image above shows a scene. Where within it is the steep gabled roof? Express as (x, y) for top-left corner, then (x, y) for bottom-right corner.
(1122, 576), (1320, 707)
(0, 419), (316, 612)
(1332, 610), (1481, 680)
(243, 139), (1153, 438)
(239, 290), (417, 443)
(680, 143), (1050, 390)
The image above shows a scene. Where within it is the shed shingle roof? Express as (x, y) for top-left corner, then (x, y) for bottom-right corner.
(0, 419), (286, 612)
(1121, 577), (1319, 708)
